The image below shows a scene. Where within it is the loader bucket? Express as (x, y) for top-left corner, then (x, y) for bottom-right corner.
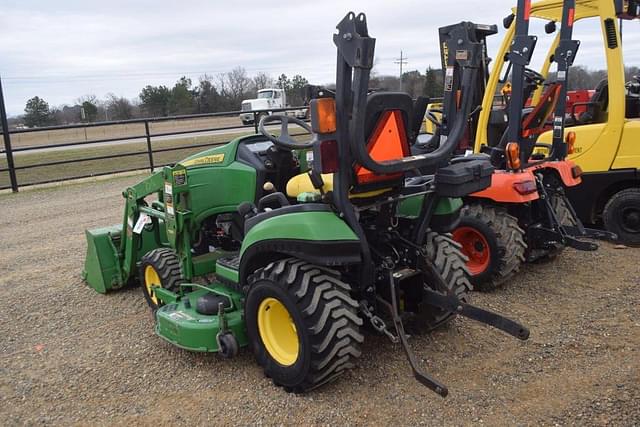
(82, 225), (124, 294)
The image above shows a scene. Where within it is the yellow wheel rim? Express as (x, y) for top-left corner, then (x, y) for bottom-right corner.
(257, 297), (299, 366)
(144, 265), (161, 306)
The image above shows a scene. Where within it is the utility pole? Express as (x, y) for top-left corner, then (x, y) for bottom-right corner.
(394, 50), (408, 91)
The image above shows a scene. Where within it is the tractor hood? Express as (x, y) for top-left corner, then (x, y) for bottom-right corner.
(244, 98), (275, 110)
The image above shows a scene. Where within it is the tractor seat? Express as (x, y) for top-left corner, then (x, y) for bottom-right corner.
(285, 173), (391, 200)
(286, 92), (424, 203)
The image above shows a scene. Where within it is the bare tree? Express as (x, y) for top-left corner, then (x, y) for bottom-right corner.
(215, 72), (234, 111)
(402, 70), (425, 98)
(76, 94), (99, 105)
(105, 93), (135, 120)
(253, 72), (274, 91)
(196, 74), (221, 113)
(226, 66), (252, 105)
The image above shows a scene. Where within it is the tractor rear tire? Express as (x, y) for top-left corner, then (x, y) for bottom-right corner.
(603, 188), (640, 247)
(452, 203), (526, 291)
(245, 258), (363, 393)
(417, 232), (472, 331)
(139, 248), (183, 311)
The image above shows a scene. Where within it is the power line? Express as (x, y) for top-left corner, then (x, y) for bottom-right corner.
(394, 50), (408, 91)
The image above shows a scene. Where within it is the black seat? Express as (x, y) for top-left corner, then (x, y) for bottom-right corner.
(570, 79), (609, 125)
(349, 92), (418, 198)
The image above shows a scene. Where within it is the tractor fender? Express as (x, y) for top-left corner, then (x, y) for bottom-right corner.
(470, 170), (539, 203)
(525, 160), (582, 188)
(238, 209), (361, 284)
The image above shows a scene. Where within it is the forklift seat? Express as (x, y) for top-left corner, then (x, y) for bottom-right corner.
(568, 79), (609, 125)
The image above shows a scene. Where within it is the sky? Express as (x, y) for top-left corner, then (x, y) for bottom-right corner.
(1, 0), (639, 116)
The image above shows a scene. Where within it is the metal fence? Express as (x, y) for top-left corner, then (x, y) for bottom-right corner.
(0, 81), (308, 192)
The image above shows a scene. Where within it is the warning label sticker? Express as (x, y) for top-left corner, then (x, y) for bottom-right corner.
(133, 213), (151, 234)
(444, 66), (454, 92)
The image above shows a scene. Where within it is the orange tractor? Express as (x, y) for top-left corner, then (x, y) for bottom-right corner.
(416, 0), (619, 290)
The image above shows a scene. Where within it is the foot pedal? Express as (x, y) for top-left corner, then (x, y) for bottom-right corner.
(216, 255), (240, 270)
(216, 255), (240, 284)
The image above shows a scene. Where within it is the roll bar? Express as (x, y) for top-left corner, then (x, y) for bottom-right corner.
(333, 13), (482, 174)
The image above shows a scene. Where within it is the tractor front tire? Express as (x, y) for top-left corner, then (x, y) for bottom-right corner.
(139, 248), (183, 311)
(452, 203), (526, 291)
(245, 258), (363, 393)
(418, 232), (472, 331)
(603, 188), (640, 247)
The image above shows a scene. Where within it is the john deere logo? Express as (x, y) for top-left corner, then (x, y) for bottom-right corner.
(182, 154), (225, 167)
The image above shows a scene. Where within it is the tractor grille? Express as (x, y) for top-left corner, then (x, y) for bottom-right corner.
(241, 102), (252, 112)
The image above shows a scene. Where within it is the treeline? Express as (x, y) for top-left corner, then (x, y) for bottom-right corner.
(552, 65), (639, 91)
(16, 67), (312, 128)
(371, 66), (445, 100)
(12, 64), (638, 129)
(13, 65), (446, 128)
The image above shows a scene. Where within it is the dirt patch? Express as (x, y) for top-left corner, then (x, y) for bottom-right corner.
(0, 177), (638, 425)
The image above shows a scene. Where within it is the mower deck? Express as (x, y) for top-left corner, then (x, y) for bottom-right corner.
(155, 283), (247, 353)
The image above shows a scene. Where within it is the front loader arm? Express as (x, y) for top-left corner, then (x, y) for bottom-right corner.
(120, 171), (166, 279)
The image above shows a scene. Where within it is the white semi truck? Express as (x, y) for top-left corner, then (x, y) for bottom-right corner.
(239, 88), (308, 125)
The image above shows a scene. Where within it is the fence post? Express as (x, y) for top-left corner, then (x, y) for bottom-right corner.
(144, 121), (154, 172)
(0, 76), (18, 192)
(253, 112), (259, 134)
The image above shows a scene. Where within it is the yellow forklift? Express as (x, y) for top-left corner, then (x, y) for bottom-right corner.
(474, 0), (640, 245)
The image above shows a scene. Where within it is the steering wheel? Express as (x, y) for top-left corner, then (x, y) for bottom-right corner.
(258, 114), (314, 150)
(523, 68), (546, 86)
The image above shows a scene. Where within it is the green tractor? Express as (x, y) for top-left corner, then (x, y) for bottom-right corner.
(82, 12), (529, 396)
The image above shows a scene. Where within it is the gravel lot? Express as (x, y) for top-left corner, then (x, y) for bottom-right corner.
(1, 176), (638, 426)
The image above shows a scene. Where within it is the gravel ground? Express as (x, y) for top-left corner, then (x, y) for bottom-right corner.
(0, 176), (638, 426)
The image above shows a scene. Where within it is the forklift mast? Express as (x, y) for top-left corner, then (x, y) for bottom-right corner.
(437, 21), (497, 151)
(501, 0), (538, 155)
(549, 0), (580, 160)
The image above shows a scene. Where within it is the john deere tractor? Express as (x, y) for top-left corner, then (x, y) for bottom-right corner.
(82, 12), (529, 396)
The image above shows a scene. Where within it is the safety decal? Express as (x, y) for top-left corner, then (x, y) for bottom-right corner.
(173, 169), (187, 186)
(133, 213), (151, 234)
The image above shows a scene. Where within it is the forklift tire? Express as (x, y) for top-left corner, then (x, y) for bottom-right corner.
(245, 258), (363, 393)
(603, 188), (640, 247)
(452, 203), (526, 291)
(139, 248), (183, 311)
(418, 232), (473, 331)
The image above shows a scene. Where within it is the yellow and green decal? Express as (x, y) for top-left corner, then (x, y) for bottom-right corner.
(181, 154), (225, 167)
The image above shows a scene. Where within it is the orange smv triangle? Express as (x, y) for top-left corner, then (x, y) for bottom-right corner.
(356, 110), (409, 184)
